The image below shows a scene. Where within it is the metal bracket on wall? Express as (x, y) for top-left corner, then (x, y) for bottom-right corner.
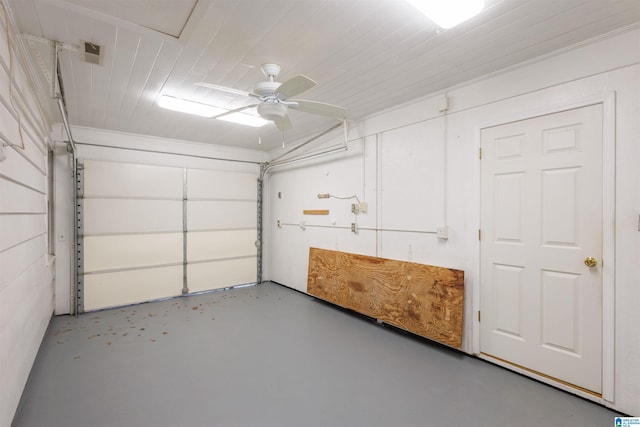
(182, 168), (189, 295)
(256, 163), (266, 284)
(75, 162), (84, 314)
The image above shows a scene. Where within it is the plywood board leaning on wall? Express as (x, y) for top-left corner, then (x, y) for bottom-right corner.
(307, 248), (464, 349)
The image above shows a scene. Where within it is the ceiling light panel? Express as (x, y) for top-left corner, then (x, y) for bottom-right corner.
(407, 0), (485, 29)
(157, 95), (225, 117)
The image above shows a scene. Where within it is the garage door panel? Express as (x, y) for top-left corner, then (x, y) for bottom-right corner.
(188, 230), (256, 262)
(84, 266), (182, 311)
(81, 161), (258, 311)
(84, 199), (182, 234)
(187, 201), (256, 230)
(84, 233), (183, 272)
(188, 258), (257, 293)
(188, 169), (257, 200)
(84, 161), (183, 198)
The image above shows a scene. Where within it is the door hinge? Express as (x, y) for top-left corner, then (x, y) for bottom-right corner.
(478, 229), (481, 240)
(479, 147), (483, 159)
(478, 310), (481, 322)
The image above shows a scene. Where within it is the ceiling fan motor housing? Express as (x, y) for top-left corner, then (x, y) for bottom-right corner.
(254, 81), (281, 97)
(260, 63), (281, 78)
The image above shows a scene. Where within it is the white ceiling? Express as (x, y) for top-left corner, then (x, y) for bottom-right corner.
(7, 0), (640, 151)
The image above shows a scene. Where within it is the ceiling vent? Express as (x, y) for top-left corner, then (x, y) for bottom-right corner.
(84, 42), (101, 65)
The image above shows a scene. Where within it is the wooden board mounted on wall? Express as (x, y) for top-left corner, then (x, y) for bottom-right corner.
(303, 209), (330, 215)
(307, 247), (464, 349)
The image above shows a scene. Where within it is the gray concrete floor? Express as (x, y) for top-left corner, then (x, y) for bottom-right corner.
(13, 282), (620, 427)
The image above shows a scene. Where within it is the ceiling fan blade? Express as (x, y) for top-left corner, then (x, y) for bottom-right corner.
(273, 115), (293, 131)
(275, 74), (317, 99)
(212, 103), (260, 119)
(289, 99), (346, 118)
(194, 82), (258, 99)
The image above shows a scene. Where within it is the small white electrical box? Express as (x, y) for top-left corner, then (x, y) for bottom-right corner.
(438, 95), (449, 113)
(351, 202), (368, 214)
(437, 226), (449, 240)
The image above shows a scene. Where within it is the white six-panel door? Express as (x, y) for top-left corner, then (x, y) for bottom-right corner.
(82, 160), (257, 311)
(480, 104), (603, 393)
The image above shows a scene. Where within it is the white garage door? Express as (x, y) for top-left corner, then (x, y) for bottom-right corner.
(81, 160), (257, 312)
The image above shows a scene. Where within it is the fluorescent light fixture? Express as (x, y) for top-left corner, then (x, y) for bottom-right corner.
(157, 95), (225, 118)
(158, 94), (270, 127)
(407, 0), (484, 29)
(194, 81), (252, 97)
(217, 112), (269, 127)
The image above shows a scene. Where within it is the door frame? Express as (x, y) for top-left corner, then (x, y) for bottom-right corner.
(472, 92), (616, 404)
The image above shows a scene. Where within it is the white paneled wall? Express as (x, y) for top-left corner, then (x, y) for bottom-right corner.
(0, 3), (53, 426)
(265, 29), (640, 415)
(379, 119), (445, 232)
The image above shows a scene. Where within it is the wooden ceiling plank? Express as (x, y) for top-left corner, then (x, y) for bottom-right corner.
(331, 0), (640, 122)
(122, 42), (185, 133)
(7, 0), (640, 151)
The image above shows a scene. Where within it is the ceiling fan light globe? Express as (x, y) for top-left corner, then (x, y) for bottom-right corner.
(257, 102), (288, 121)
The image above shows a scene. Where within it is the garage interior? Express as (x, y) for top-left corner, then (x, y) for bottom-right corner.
(1, 0), (639, 426)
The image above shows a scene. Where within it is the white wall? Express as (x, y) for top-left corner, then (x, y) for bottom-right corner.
(51, 125), (267, 314)
(264, 29), (640, 415)
(0, 4), (54, 426)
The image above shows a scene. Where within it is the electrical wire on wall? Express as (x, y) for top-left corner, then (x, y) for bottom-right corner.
(317, 192), (366, 232)
(0, 0), (26, 151)
(442, 93), (448, 228)
(319, 193), (361, 204)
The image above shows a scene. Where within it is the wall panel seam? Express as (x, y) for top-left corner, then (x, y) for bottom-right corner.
(0, 233), (47, 255)
(0, 91), (47, 154)
(82, 196), (183, 201)
(0, 211), (46, 215)
(0, 231), (47, 254)
(187, 255), (258, 265)
(0, 252), (51, 292)
(0, 174), (46, 194)
(187, 198), (258, 202)
(187, 227), (258, 232)
(83, 230), (183, 237)
(84, 262), (184, 275)
(0, 131), (47, 174)
(0, 55), (50, 146)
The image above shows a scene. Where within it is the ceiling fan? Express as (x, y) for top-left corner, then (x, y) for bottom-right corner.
(195, 63), (346, 131)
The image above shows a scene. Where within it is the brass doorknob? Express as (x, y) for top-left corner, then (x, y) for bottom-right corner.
(584, 257), (598, 268)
